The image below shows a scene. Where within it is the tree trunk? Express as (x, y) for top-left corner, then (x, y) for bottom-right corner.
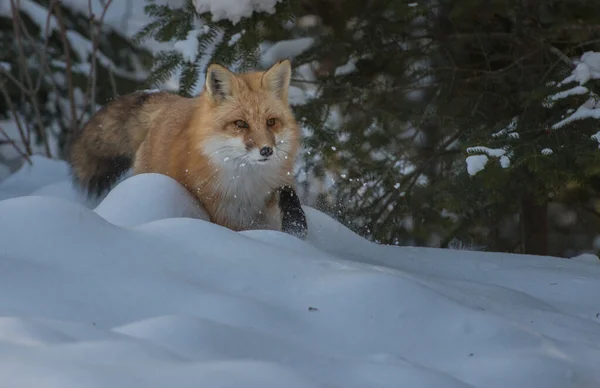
(520, 195), (548, 256)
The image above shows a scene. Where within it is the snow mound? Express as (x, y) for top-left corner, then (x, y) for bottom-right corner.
(0, 157), (600, 387)
(94, 173), (210, 227)
(0, 155), (70, 200)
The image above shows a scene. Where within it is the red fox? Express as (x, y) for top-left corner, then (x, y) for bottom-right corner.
(67, 60), (307, 238)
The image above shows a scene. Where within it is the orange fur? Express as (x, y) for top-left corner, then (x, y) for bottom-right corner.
(68, 60), (302, 232)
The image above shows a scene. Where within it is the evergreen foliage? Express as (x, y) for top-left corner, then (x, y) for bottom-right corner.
(135, 0), (300, 97)
(435, 0), (600, 254)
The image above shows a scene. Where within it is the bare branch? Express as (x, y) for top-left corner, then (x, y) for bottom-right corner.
(79, 0), (114, 122)
(34, 0), (59, 93)
(0, 80), (32, 157)
(54, 5), (79, 137)
(10, 0), (52, 158)
(0, 126), (32, 165)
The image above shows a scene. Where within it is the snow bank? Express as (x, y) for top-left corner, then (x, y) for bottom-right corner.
(0, 156), (600, 387)
(94, 173), (210, 227)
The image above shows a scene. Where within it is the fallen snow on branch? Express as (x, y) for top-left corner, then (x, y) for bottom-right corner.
(193, 0), (281, 24)
(465, 154), (488, 176)
(491, 117), (518, 138)
(544, 85), (589, 107)
(552, 98), (600, 130)
(261, 38), (315, 67)
(560, 51), (600, 86)
(465, 146), (511, 175)
(550, 51), (600, 129)
(174, 27), (210, 63)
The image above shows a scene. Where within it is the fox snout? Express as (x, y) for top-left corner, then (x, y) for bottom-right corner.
(254, 142), (275, 162)
(244, 132), (277, 161)
(260, 146), (273, 157)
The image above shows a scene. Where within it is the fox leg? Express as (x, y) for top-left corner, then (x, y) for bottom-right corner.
(277, 185), (307, 239)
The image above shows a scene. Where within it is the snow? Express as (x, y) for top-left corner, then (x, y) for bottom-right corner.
(466, 146), (506, 157)
(174, 28), (209, 63)
(559, 51), (600, 86)
(171, 26), (224, 95)
(94, 173), (210, 227)
(59, 0), (179, 42)
(492, 117), (518, 138)
(2, 157), (600, 386)
(193, 0), (281, 24)
(335, 58), (358, 76)
(261, 38), (315, 67)
(0, 0), (59, 35)
(465, 146), (511, 174)
(571, 253), (599, 264)
(552, 98), (600, 129)
(547, 85), (589, 104)
(591, 131), (600, 146)
(549, 51), (600, 130)
(228, 31), (245, 46)
(0, 156), (74, 201)
(465, 154), (488, 176)
(64, 29), (147, 81)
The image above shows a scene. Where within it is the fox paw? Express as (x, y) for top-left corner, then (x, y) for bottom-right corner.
(278, 185), (308, 239)
(282, 211), (308, 239)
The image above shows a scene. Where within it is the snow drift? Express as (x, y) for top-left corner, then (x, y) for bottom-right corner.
(0, 156), (599, 388)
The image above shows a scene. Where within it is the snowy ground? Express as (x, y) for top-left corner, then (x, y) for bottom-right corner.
(0, 156), (600, 387)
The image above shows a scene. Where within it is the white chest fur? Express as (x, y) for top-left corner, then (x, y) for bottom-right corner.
(201, 136), (289, 230)
(212, 166), (277, 229)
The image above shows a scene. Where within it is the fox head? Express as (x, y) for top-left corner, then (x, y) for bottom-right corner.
(199, 60), (300, 169)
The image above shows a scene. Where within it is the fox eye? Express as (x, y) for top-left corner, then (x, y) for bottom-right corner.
(266, 118), (276, 126)
(234, 120), (249, 129)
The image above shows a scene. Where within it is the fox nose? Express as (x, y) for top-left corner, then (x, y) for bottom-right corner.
(260, 146), (273, 157)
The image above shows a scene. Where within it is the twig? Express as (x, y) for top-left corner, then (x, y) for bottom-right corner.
(0, 79), (32, 156)
(108, 69), (118, 99)
(34, 0), (59, 93)
(0, 126), (31, 164)
(10, 0), (52, 158)
(54, 5), (79, 136)
(79, 0), (114, 121)
(87, 0), (97, 116)
(547, 46), (573, 66)
(9, 0), (32, 150)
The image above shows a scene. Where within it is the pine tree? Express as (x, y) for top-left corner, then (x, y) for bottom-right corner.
(433, 0), (600, 255)
(134, 0), (300, 97)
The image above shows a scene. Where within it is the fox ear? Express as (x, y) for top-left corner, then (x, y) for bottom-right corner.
(205, 64), (236, 102)
(261, 59), (292, 101)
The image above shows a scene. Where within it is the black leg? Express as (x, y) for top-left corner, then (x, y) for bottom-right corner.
(277, 185), (308, 239)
